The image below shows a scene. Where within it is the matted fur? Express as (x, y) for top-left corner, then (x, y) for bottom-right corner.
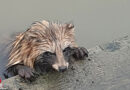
(7, 20), (77, 68)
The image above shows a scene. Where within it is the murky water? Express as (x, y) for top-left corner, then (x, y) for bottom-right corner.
(0, 0), (130, 80)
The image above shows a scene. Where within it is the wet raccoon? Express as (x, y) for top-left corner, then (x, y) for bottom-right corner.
(4, 20), (88, 82)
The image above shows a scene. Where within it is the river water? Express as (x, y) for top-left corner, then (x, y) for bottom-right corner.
(0, 0), (130, 80)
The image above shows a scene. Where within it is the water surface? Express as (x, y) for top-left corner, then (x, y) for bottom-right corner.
(0, 0), (130, 79)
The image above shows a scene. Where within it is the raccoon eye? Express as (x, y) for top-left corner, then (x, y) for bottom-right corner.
(43, 51), (55, 56)
(63, 47), (71, 53)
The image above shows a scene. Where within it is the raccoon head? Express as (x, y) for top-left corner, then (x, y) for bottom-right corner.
(8, 20), (77, 72)
(34, 21), (76, 72)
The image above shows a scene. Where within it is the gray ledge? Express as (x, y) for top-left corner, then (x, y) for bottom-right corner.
(2, 36), (130, 90)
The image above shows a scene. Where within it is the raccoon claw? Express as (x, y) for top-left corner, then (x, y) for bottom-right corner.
(17, 65), (39, 82)
(72, 47), (88, 60)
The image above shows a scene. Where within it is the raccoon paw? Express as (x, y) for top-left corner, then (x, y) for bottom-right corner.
(72, 47), (88, 60)
(16, 65), (39, 82)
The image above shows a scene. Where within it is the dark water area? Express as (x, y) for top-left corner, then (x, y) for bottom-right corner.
(0, 41), (9, 79)
(0, 0), (130, 80)
(0, 35), (13, 79)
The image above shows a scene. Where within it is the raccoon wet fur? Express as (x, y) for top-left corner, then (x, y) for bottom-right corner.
(4, 20), (88, 82)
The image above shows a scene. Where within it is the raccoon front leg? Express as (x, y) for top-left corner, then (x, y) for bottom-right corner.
(72, 47), (88, 60)
(16, 65), (39, 82)
(4, 64), (38, 82)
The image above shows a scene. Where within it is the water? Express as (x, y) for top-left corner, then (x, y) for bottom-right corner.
(0, 0), (130, 80)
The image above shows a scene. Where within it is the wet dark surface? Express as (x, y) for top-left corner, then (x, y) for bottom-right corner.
(0, 39), (10, 79)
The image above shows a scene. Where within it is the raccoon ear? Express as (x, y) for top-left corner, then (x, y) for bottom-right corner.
(65, 23), (74, 30)
(41, 20), (49, 27)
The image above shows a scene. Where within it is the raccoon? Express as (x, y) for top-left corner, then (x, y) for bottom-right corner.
(4, 20), (88, 82)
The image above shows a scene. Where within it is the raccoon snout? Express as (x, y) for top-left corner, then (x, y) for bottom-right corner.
(59, 66), (67, 72)
(52, 62), (69, 72)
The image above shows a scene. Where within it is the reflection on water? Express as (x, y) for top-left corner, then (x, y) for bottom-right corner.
(0, 0), (130, 79)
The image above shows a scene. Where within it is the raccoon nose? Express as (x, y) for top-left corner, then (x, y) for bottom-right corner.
(59, 66), (67, 72)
